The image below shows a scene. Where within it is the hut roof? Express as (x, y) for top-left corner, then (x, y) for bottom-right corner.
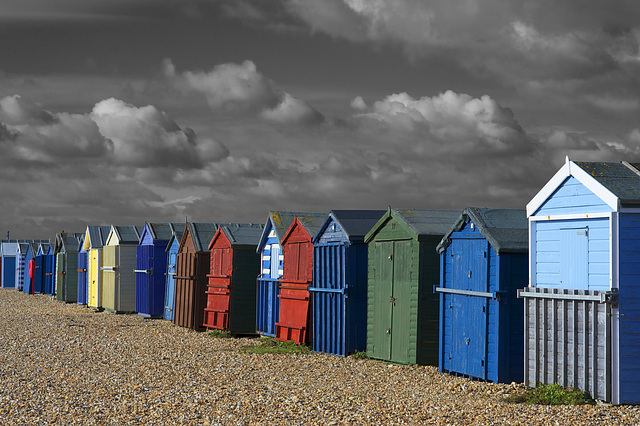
(436, 207), (529, 255)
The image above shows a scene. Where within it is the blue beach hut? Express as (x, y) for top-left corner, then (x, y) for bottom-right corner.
(255, 211), (299, 337)
(15, 242), (29, 291)
(77, 245), (88, 305)
(521, 158), (640, 404)
(43, 242), (56, 295)
(1, 241), (18, 288)
(311, 210), (385, 356)
(136, 222), (182, 318)
(435, 207), (528, 383)
(163, 229), (184, 321)
(23, 242), (40, 294)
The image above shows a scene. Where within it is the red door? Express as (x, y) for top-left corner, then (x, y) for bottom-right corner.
(204, 240), (233, 331)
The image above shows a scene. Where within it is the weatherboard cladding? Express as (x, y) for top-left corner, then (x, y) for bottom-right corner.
(204, 224), (264, 334)
(525, 159), (640, 404)
(365, 208), (459, 365)
(437, 208), (527, 383)
(55, 233), (84, 302)
(312, 210), (385, 356)
(84, 225), (112, 309)
(256, 212), (300, 337)
(163, 231), (184, 321)
(276, 213), (326, 344)
(16, 243), (30, 291)
(1, 241), (18, 288)
(136, 223), (183, 317)
(102, 225), (143, 313)
(174, 223), (233, 330)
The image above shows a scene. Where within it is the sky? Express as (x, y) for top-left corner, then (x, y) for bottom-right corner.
(1, 0), (640, 239)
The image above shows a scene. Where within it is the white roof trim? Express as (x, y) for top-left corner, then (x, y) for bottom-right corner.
(527, 159), (619, 217)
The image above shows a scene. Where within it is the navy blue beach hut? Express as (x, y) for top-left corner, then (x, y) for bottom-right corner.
(15, 242), (29, 291)
(1, 241), (18, 288)
(136, 222), (182, 318)
(435, 207), (528, 383)
(43, 242), (56, 295)
(522, 159), (640, 404)
(23, 242), (40, 294)
(33, 243), (48, 294)
(163, 230), (184, 321)
(256, 211), (298, 337)
(77, 244), (88, 305)
(311, 210), (385, 356)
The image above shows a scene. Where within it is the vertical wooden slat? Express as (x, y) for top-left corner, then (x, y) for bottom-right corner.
(524, 290), (530, 386)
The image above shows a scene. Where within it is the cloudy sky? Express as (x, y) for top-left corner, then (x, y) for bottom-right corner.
(2, 0), (640, 239)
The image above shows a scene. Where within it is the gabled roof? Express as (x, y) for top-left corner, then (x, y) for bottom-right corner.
(281, 212), (327, 246)
(365, 208), (460, 243)
(37, 243), (51, 256)
(181, 222), (236, 253)
(139, 222), (184, 244)
(27, 241), (40, 257)
(55, 232), (84, 254)
(527, 158), (640, 216)
(209, 223), (265, 249)
(83, 225), (112, 250)
(17, 243), (30, 254)
(165, 230), (185, 253)
(313, 210), (386, 244)
(1, 241), (19, 256)
(256, 211), (309, 253)
(107, 225), (144, 245)
(436, 207), (528, 255)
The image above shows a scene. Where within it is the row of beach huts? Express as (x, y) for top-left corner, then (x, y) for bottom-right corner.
(1, 158), (639, 405)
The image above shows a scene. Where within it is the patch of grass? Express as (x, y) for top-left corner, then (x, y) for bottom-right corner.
(350, 351), (369, 359)
(505, 384), (594, 405)
(240, 336), (312, 354)
(207, 330), (231, 338)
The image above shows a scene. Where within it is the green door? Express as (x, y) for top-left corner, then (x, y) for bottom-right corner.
(390, 240), (413, 363)
(372, 241), (394, 360)
(371, 239), (414, 363)
(55, 254), (65, 301)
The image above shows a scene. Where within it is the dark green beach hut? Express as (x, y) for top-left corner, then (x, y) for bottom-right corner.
(364, 208), (459, 365)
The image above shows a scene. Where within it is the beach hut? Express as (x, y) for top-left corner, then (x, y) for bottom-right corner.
(82, 226), (112, 309)
(435, 208), (528, 383)
(174, 223), (231, 330)
(256, 212), (300, 337)
(23, 242), (40, 294)
(364, 208), (459, 365)
(163, 230), (184, 321)
(521, 159), (640, 404)
(77, 246), (88, 305)
(311, 210), (385, 356)
(15, 242), (30, 291)
(102, 225), (143, 313)
(54, 233), (84, 303)
(136, 223), (182, 318)
(203, 223), (264, 335)
(1, 241), (18, 288)
(276, 212), (326, 344)
(35, 242), (54, 295)
(43, 243), (56, 295)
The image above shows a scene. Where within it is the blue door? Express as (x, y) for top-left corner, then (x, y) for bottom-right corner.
(77, 252), (88, 304)
(164, 250), (177, 320)
(136, 245), (152, 315)
(560, 227), (589, 289)
(449, 239), (488, 379)
(312, 242), (346, 355)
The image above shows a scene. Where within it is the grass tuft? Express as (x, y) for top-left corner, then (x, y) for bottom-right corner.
(505, 384), (594, 405)
(350, 351), (369, 359)
(240, 336), (312, 354)
(207, 330), (231, 338)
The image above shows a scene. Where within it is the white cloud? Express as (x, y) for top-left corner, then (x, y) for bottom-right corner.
(164, 59), (324, 125)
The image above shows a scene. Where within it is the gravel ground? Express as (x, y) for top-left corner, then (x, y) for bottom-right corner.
(0, 288), (638, 425)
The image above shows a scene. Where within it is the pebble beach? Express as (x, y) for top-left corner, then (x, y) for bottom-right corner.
(0, 288), (638, 425)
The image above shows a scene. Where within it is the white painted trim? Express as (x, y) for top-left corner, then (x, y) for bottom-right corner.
(262, 255), (269, 261)
(528, 220), (536, 288)
(529, 212), (611, 221)
(262, 268), (270, 274)
(526, 161), (571, 217)
(611, 210), (620, 404)
(526, 160), (620, 216)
